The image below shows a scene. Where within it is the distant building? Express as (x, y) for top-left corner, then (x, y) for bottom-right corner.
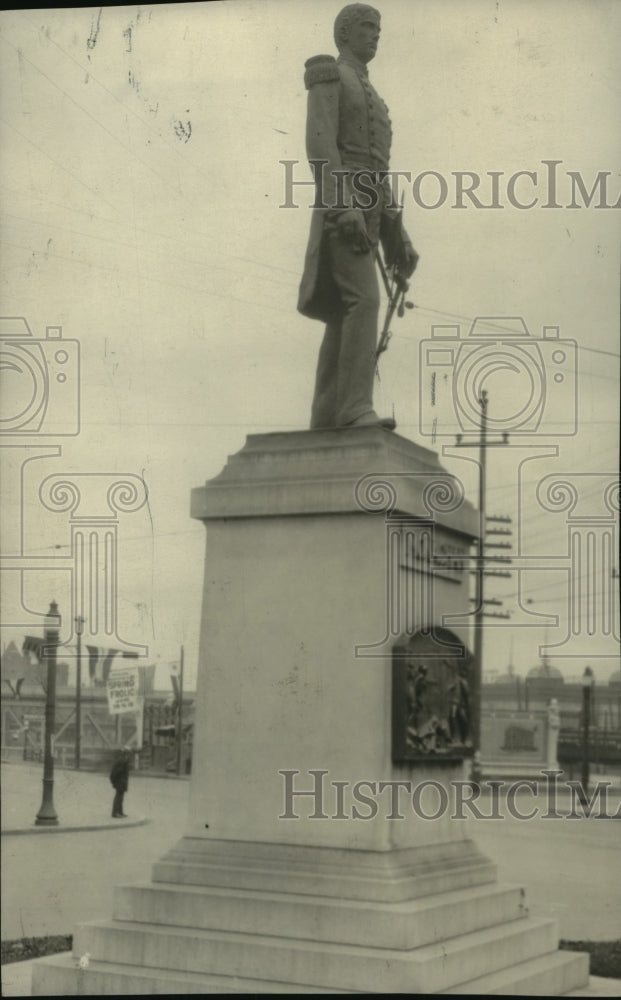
(483, 659), (621, 734)
(524, 658), (565, 704)
(1, 662), (193, 773)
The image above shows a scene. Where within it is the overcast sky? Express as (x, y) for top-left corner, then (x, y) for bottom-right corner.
(1, 0), (619, 688)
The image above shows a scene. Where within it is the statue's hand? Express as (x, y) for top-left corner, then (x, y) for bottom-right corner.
(335, 209), (372, 254)
(399, 241), (419, 279)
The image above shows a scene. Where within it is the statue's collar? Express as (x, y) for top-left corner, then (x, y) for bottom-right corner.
(337, 53), (369, 77)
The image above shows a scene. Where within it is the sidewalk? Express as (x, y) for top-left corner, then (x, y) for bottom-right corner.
(1, 762), (190, 946)
(1, 762), (152, 834)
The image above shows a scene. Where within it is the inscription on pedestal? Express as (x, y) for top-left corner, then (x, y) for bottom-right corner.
(392, 630), (474, 763)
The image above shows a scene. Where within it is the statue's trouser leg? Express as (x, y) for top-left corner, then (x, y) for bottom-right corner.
(310, 235), (379, 428)
(310, 314), (342, 428)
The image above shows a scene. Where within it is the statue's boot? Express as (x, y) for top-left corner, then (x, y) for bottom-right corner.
(344, 411), (396, 431)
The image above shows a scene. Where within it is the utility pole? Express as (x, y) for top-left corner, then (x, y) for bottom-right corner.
(471, 392), (487, 783)
(176, 645), (185, 776)
(74, 616), (85, 769)
(455, 391), (510, 784)
(476, 516), (513, 621)
(35, 601), (61, 826)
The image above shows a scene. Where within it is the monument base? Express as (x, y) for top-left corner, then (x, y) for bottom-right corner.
(32, 430), (588, 994)
(33, 837), (587, 995)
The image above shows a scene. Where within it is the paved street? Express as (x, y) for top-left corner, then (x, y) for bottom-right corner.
(463, 788), (621, 940)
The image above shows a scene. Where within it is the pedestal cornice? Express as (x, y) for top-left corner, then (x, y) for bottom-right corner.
(191, 427), (478, 540)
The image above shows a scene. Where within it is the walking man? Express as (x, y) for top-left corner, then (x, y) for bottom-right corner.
(110, 748), (131, 818)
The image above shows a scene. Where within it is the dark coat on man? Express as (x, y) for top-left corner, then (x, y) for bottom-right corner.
(110, 754), (130, 792)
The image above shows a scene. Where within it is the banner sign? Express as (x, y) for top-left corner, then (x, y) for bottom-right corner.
(107, 665), (139, 714)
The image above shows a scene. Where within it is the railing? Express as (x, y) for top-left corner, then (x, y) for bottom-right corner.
(558, 728), (621, 766)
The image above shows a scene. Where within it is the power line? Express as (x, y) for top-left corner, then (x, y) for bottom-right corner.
(0, 33), (176, 189)
(0, 211), (297, 291)
(4, 14), (619, 373)
(0, 238), (299, 319)
(403, 304), (621, 359)
(4, 207), (620, 372)
(15, 8), (297, 180)
(0, 117), (120, 216)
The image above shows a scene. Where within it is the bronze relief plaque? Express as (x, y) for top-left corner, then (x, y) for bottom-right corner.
(392, 630), (474, 763)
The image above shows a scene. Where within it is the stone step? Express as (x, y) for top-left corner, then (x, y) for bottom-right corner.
(441, 948), (590, 995)
(152, 836), (497, 903)
(30, 953), (349, 995)
(153, 849), (496, 902)
(71, 914), (561, 993)
(113, 880), (528, 950)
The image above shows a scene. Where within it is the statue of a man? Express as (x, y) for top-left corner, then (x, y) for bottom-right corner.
(297, 4), (418, 430)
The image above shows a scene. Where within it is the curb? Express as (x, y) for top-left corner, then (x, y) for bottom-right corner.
(1, 816), (150, 836)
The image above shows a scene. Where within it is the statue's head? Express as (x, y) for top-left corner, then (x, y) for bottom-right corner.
(334, 4), (381, 62)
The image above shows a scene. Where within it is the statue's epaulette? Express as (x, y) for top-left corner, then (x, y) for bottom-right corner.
(304, 54), (340, 90)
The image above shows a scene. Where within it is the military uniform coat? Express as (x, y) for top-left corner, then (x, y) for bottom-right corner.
(297, 52), (397, 323)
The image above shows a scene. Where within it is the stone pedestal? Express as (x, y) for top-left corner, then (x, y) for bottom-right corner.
(32, 428), (589, 995)
(184, 427), (479, 851)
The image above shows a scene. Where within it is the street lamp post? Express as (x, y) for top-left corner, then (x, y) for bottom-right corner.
(74, 616), (85, 770)
(581, 666), (595, 797)
(35, 601), (61, 826)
